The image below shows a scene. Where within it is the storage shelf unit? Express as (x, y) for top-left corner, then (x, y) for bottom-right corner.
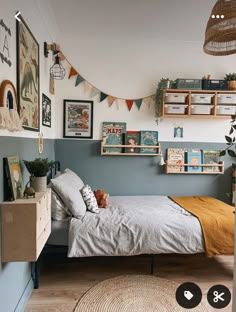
(101, 143), (160, 156)
(161, 89), (236, 118)
(165, 161), (224, 174)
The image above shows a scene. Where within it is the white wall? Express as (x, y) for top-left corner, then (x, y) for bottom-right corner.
(52, 0), (234, 142)
(0, 0), (59, 139)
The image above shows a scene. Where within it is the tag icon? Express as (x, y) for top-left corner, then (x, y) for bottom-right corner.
(184, 291), (194, 301)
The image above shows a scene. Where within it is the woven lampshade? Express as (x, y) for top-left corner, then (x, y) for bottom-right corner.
(204, 0), (236, 55)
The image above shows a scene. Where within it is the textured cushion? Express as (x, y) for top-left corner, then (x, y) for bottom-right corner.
(51, 168), (86, 219)
(81, 185), (100, 213)
(51, 190), (71, 221)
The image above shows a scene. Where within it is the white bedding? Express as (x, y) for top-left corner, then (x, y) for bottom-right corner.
(68, 196), (205, 257)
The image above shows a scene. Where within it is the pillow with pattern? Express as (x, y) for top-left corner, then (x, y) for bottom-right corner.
(81, 185), (100, 213)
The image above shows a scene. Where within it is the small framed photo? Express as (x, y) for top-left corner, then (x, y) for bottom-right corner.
(4, 155), (24, 200)
(174, 126), (183, 138)
(63, 99), (93, 139)
(42, 93), (51, 127)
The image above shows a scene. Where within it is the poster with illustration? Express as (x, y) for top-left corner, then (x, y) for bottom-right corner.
(16, 15), (39, 131)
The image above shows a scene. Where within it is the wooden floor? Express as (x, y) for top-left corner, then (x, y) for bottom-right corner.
(25, 254), (234, 312)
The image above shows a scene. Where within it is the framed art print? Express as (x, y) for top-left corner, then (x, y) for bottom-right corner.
(16, 15), (40, 131)
(63, 100), (93, 139)
(4, 155), (24, 200)
(42, 93), (51, 127)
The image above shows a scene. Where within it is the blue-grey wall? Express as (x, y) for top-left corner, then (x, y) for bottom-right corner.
(55, 140), (233, 204)
(0, 137), (54, 312)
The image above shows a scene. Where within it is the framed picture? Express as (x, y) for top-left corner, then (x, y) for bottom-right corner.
(16, 15), (40, 131)
(4, 155), (24, 200)
(63, 100), (93, 139)
(174, 126), (183, 138)
(42, 93), (51, 127)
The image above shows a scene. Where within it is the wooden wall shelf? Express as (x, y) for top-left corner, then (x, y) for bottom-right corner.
(161, 89), (236, 118)
(165, 161), (224, 174)
(101, 143), (160, 156)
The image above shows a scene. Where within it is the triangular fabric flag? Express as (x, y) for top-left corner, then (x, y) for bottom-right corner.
(135, 99), (142, 110)
(75, 74), (85, 87)
(107, 96), (116, 107)
(90, 87), (100, 97)
(68, 67), (78, 79)
(126, 100), (134, 111)
(100, 92), (108, 103)
(84, 81), (92, 94)
(143, 97), (152, 108)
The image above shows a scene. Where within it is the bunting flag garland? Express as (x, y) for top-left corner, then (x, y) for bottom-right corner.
(107, 95), (116, 107)
(100, 92), (108, 103)
(68, 67), (78, 79)
(90, 86), (100, 98)
(134, 99), (142, 110)
(75, 74), (85, 87)
(62, 50), (155, 111)
(84, 81), (92, 94)
(126, 100), (134, 111)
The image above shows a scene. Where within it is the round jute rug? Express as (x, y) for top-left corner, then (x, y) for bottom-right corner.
(74, 275), (209, 312)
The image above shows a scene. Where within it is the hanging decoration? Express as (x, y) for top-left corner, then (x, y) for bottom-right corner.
(58, 50), (155, 111)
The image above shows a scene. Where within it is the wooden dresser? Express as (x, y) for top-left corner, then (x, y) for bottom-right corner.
(1, 189), (51, 262)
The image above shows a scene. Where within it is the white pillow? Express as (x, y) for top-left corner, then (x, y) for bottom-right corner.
(51, 168), (86, 219)
(51, 190), (71, 221)
(81, 185), (100, 213)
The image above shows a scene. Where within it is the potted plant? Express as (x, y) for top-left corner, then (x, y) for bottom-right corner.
(224, 73), (236, 90)
(23, 158), (53, 192)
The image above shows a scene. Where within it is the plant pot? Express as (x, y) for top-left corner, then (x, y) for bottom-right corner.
(227, 80), (236, 90)
(30, 176), (47, 192)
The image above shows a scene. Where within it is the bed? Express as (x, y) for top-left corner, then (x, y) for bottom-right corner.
(37, 163), (234, 287)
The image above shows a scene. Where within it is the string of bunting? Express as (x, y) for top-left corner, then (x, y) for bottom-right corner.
(59, 51), (155, 111)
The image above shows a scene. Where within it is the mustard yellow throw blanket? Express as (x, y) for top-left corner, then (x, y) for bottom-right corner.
(170, 196), (235, 257)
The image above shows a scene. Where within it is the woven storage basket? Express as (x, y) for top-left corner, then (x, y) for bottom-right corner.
(30, 176), (47, 192)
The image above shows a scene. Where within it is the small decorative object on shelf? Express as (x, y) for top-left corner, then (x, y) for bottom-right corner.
(224, 73), (236, 90)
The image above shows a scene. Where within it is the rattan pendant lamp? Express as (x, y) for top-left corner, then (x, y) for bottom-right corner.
(204, 0), (236, 55)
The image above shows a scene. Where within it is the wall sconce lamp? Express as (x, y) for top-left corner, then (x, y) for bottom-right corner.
(203, 0), (236, 56)
(44, 42), (66, 80)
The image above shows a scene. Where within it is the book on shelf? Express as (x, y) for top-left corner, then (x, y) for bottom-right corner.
(139, 131), (158, 154)
(124, 131), (140, 153)
(167, 148), (185, 173)
(185, 150), (202, 173)
(202, 150), (220, 172)
(102, 122), (126, 153)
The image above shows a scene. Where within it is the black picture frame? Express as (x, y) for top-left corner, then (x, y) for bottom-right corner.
(16, 14), (40, 131)
(63, 99), (93, 139)
(42, 93), (51, 128)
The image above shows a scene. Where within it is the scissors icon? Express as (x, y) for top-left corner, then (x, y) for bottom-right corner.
(213, 291), (225, 303)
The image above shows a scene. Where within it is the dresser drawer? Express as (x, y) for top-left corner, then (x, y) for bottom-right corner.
(36, 192), (50, 237)
(36, 220), (51, 258)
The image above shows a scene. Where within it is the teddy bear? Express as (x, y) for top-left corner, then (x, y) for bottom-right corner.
(94, 189), (109, 208)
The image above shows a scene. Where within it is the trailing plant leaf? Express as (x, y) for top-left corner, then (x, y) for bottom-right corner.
(228, 150), (236, 157)
(219, 150), (226, 156)
(225, 135), (232, 143)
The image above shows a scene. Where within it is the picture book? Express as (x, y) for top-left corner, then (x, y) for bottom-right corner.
(102, 122), (126, 153)
(139, 131), (158, 154)
(202, 150), (220, 172)
(167, 148), (185, 173)
(186, 150), (202, 173)
(125, 131), (140, 153)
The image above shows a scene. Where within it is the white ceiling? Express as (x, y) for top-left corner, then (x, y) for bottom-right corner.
(46, 0), (215, 41)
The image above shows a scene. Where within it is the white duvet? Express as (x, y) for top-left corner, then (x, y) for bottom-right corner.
(68, 196), (205, 257)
